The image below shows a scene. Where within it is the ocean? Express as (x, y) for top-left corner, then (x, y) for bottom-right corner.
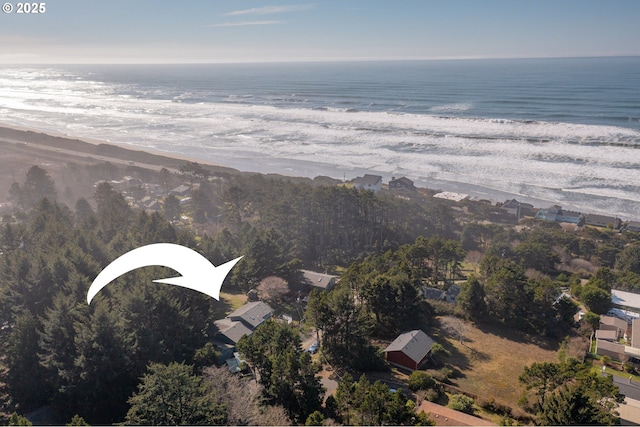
(1, 57), (639, 218)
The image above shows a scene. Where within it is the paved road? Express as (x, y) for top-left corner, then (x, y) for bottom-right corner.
(613, 375), (640, 401)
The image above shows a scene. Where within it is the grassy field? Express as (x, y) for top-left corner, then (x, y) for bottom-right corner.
(430, 316), (579, 408)
(209, 289), (248, 320)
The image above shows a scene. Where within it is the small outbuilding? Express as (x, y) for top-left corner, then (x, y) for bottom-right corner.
(384, 329), (435, 371)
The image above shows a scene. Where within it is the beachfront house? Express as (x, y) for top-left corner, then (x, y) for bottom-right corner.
(353, 174), (382, 192)
(585, 213), (621, 229)
(500, 199), (534, 218)
(433, 192), (469, 202)
(627, 221), (640, 233)
(389, 176), (416, 192)
(534, 205), (583, 225)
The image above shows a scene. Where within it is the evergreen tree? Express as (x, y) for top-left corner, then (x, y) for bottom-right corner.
(520, 357), (622, 425)
(74, 197), (95, 229)
(484, 260), (529, 328)
(162, 194), (181, 221)
(237, 321), (324, 423)
(23, 165), (57, 207)
(8, 412), (32, 426)
(39, 292), (82, 416)
(73, 304), (133, 423)
(126, 362), (226, 426)
(457, 274), (486, 320)
(6, 312), (49, 410)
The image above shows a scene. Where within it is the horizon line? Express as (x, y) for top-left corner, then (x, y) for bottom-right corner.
(2, 54), (639, 66)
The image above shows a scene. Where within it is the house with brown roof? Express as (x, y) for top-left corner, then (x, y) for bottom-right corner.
(632, 318), (640, 349)
(596, 339), (626, 361)
(595, 329), (618, 342)
(384, 329), (435, 371)
(600, 315), (628, 339)
(417, 401), (496, 426)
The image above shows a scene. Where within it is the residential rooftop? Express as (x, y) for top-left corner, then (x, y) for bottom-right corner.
(612, 289), (640, 312)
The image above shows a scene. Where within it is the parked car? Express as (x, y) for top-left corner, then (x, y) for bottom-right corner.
(308, 341), (318, 354)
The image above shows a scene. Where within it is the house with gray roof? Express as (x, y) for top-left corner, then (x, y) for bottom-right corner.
(535, 205), (583, 224)
(353, 174), (382, 192)
(214, 318), (254, 346)
(501, 199), (534, 218)
(170, 184), (191, 197)
(384, 329), (435, 371)
(301, 270), (338, 291)
(228, 301), (273, 329)
(585, 214), (621, 229)
(389, 176), (415, 192)
(627, 221), (640, 233)
(213, 301), (274, 357)
(421, 286), (446, 301)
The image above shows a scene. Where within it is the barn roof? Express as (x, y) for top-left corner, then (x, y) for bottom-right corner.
(384, 329), (435, 363)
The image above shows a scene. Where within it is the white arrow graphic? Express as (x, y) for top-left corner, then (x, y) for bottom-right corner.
(87, 243), (242, 304)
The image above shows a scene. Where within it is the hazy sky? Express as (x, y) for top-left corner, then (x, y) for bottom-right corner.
(1, 0), (639, 63)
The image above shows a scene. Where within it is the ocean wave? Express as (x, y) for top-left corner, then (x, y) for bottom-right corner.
(429, 102), (473, 113)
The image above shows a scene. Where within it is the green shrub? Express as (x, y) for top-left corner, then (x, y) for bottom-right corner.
(408, 371), (436, 391)
(448, 394), (475, 414)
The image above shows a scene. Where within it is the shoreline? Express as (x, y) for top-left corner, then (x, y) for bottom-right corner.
(0, 122), (635, 222)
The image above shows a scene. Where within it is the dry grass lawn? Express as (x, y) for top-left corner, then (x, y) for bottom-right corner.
(430, 316), (583, 408)
(208, 290), (248, 321)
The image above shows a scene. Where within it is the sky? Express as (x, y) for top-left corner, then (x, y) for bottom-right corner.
(0, 0), (639, 63)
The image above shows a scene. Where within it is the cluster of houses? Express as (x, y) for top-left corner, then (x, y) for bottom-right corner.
(532, 203), (632, 230)
(499, 199), (640, 231)
(99, 169), (640, 234)
(595, 290), (640, 363)
(95, 176), (193, 218)
(211, 269), (339, 371)
(352, 174), (416, 193)
(210, 265), (451, 378)
(350, 172), (639, 231)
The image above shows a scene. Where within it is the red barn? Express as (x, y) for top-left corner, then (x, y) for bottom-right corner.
(384, 329), (435, 371)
